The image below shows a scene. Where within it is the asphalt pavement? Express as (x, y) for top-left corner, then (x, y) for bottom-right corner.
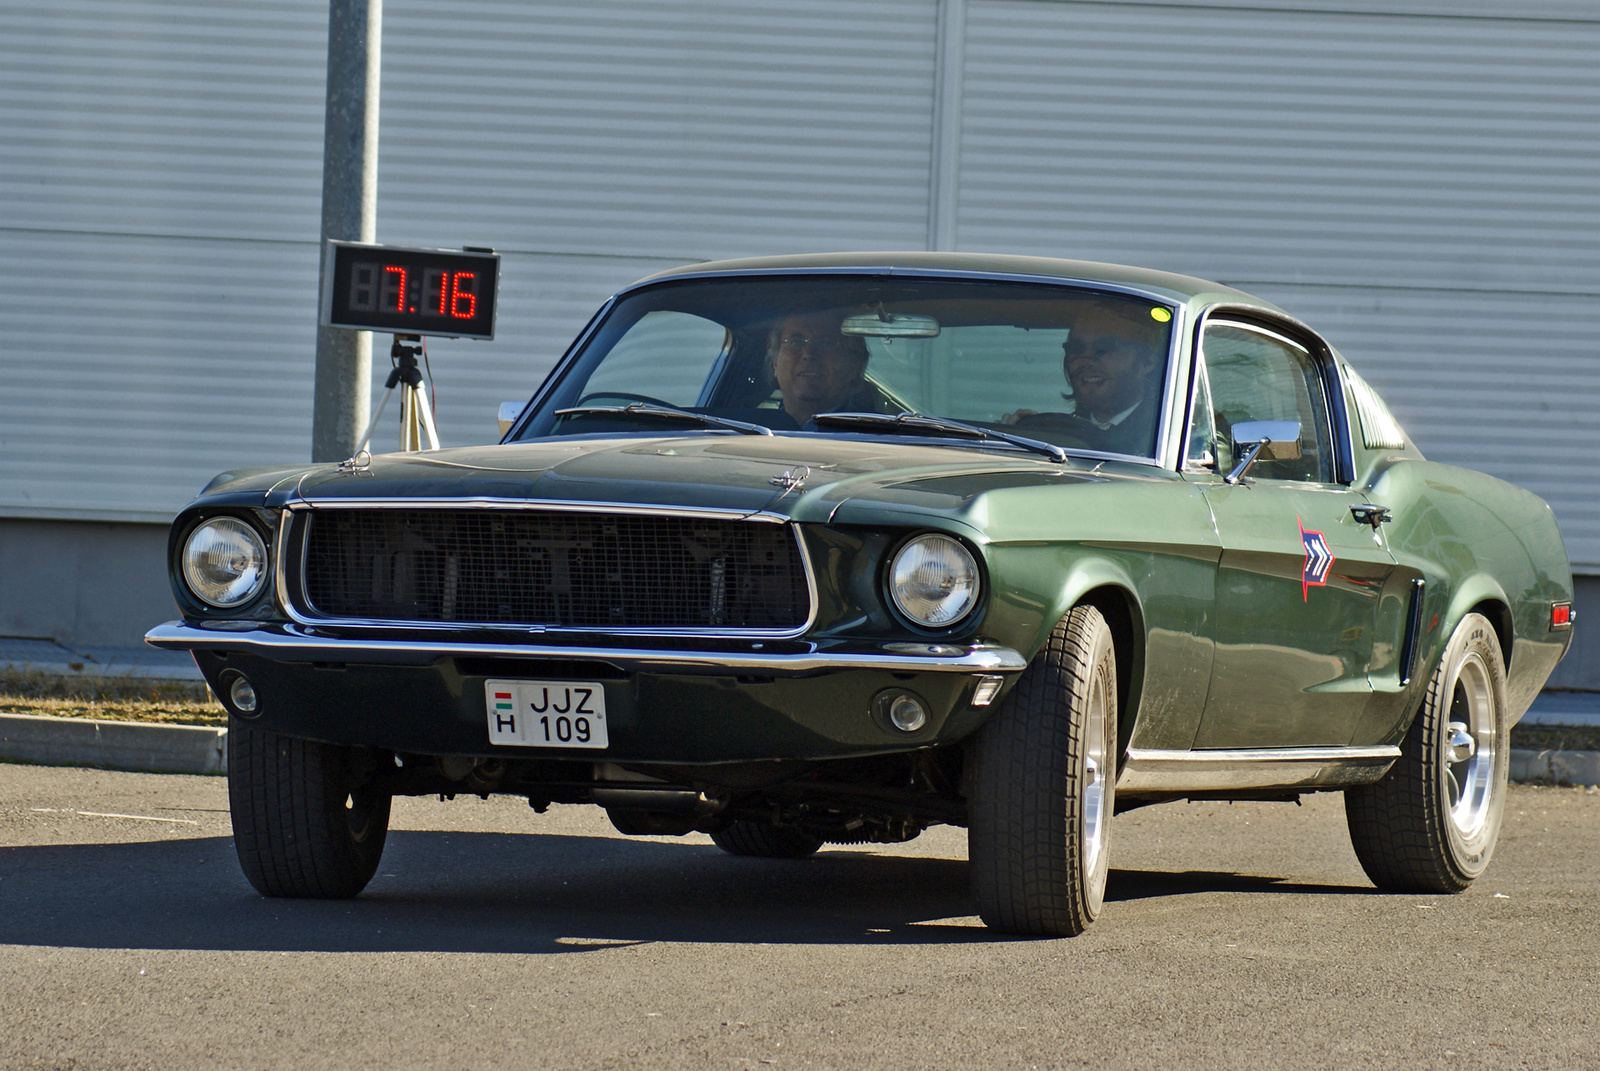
(2, 762), (1595, 1070)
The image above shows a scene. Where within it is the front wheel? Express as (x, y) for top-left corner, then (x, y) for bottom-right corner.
(968, 604), (1117, 936)
(228, 718), (392, 898)
(1345, 612), (1509, 893)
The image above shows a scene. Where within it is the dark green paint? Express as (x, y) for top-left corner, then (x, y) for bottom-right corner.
(165, 255), (1574, 774)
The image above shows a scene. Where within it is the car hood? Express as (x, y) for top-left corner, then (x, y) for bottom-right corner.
(203, 435), (1117, 526)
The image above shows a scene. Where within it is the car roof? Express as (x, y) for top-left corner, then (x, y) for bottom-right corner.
(632, 251), (1283, 312)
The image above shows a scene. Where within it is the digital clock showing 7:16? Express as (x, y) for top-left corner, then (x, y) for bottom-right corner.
(321, 241), (501, 340)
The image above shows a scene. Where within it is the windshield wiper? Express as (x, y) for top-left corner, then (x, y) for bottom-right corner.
(554, 403), (772, 436)
(811, 411), (1067, 463)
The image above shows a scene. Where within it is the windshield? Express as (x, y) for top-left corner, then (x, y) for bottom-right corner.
(517, 275), (1177, 460)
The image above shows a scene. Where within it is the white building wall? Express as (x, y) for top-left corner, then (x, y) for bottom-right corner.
(2, 0), (1597, 570)
(0, 0), (328, 522)
(373, 0), (940, 457)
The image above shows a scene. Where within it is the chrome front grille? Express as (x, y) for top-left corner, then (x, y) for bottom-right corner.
(294, 507), (810, 632)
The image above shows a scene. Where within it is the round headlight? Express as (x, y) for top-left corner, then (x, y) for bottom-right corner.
(182, 517), (268, 609)
(889, 534), (980, 628)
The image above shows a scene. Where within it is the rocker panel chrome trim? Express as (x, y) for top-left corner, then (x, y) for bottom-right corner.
(1117, 745), (1401, 794)
(143, 622), (1027, 675)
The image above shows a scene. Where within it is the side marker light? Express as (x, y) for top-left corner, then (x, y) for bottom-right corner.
(971, 675), (1005, 707)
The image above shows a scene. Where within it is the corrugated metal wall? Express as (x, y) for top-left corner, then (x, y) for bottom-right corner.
(0, 1), (328, 521)
(2, 0), (1597, 568)
(374, 0), (939, 454)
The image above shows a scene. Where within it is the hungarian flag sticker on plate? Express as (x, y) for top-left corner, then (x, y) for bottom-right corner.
(485, 679), (609, 749)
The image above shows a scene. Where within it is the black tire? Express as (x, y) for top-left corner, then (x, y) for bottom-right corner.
(228, 718), (392, 898)
(709, 821), (823, 858)
(968, 604), (1117, 937)
(1345, 612), (1509, 893)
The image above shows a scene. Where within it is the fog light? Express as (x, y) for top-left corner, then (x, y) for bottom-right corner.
(888, 694), (928, 733)
(971, 675), (1004, 707)
(229, 675), (259, 714)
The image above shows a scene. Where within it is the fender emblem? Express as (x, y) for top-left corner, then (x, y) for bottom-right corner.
(1299, 517), (1335, 601)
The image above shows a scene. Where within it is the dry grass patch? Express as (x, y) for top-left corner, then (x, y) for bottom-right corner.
(0, 668), (225, 727)
(1511, 723), (1600, 754)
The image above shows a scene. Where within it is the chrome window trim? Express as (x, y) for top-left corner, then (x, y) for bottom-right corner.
(1191, 309), (1353, 486)
(1204, 317), (1309, 356)
(144, 621), (1027, 675)
(1118, 745), (1401, 795)
(1179, 339), (1215, 473)
(274, 500), (819, 640)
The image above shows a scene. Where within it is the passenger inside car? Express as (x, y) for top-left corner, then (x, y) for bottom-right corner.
(1000, 302), (1166, 456)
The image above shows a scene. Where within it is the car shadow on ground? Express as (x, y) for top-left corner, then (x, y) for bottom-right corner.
(0, 830), (1369, 953)
(1108, 869), (1374, 901)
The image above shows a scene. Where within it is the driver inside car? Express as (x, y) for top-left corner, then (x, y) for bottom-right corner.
(767, 311), (876, 426)
(1001, 303), (1165, 455)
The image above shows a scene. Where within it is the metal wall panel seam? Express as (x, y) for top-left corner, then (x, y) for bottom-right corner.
(980, 0), (1600, 23)
(929, 0), (967, 251)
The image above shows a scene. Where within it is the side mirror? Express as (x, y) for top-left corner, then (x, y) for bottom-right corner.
(498, 401), (523, 438)
(1225, 420), (1301, 484)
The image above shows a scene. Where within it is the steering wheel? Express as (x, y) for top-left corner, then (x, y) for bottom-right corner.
(574, 391), (680, 409)
(1005, 410), (1100, 446)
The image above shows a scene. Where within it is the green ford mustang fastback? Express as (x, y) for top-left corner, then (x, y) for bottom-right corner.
(149, 253), (1573, 936)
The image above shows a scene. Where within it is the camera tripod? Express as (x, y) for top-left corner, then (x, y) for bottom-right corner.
(354, 334), (440, 454)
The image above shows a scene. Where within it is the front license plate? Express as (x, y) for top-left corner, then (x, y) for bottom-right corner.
(485, 679), (609, 749)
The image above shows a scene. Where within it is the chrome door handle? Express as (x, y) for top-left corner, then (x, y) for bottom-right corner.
(1350, 504), (1392, 528)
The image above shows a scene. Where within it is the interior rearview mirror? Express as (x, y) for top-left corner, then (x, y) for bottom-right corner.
(839, 312), (941, 338)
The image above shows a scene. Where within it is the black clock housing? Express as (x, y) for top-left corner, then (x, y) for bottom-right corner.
(321, 241), (500, 340)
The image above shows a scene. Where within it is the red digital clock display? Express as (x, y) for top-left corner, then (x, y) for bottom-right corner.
(321, 241), (500, 340)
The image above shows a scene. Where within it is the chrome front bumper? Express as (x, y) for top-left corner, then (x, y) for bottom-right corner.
(145, 621), (1027, 676)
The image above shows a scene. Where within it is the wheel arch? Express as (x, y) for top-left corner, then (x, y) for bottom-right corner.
(1468, 598), (1514, 674)
(1440, 573), (1514, 673)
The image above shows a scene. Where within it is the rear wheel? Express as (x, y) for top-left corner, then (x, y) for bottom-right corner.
(1345, 612), (1508, 893)
(968, 604), (1117, 936)
(709, 821), (823, 858)
(228, 718), (391, 898)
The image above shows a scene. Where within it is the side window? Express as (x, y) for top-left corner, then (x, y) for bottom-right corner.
(1201, 321), (1335, 483)
(575, 311), (730, 407)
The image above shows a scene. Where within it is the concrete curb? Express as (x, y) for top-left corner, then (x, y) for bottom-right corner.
(0, 713), (226, 775)
(1510, 747), (1600, 788)
(1, 712), (1596, 786)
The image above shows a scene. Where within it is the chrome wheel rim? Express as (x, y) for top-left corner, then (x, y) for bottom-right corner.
(1444, 651), (1496, 841)
(1081, 659), (1112, 884)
